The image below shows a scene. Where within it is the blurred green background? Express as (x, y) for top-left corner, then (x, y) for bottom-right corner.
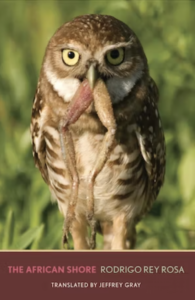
(0, 0), (195, 250)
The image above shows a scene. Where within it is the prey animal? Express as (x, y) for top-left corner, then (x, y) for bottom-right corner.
(30, 14), (166, 250)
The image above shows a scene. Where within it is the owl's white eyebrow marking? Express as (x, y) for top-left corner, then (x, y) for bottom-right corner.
(44, 64), (80, 102)
(57, 43), (89, 53)
(102, 39), (133, 54)
(58, 43), (80, 50)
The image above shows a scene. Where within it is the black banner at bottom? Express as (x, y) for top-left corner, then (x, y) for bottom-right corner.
(0, 251), (193, 300)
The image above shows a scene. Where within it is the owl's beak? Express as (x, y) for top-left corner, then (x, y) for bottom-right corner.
(86, 65), (99, 90)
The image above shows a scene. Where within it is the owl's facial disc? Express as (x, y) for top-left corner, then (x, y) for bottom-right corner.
(44, 38), (144, 105)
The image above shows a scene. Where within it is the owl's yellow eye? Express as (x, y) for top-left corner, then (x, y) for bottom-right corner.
(106, 48), (125, 66)
(62, 49), (80, 66)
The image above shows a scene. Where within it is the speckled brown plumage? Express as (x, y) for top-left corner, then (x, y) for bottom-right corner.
(30, 14), (166, 250)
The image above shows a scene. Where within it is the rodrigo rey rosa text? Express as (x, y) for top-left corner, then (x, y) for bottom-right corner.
(100, 265), (185, 274)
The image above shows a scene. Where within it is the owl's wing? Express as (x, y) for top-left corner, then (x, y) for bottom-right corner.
(135, 78), (166, 198)
(30, 88), (49, 184)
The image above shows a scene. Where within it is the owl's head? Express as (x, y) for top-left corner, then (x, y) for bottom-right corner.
(43, 14), (148, 104)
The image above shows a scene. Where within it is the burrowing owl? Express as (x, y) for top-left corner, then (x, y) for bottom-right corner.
(30, 14), (165, 250)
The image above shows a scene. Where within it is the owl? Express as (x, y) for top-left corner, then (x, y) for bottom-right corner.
(30, 14), (165, 250)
